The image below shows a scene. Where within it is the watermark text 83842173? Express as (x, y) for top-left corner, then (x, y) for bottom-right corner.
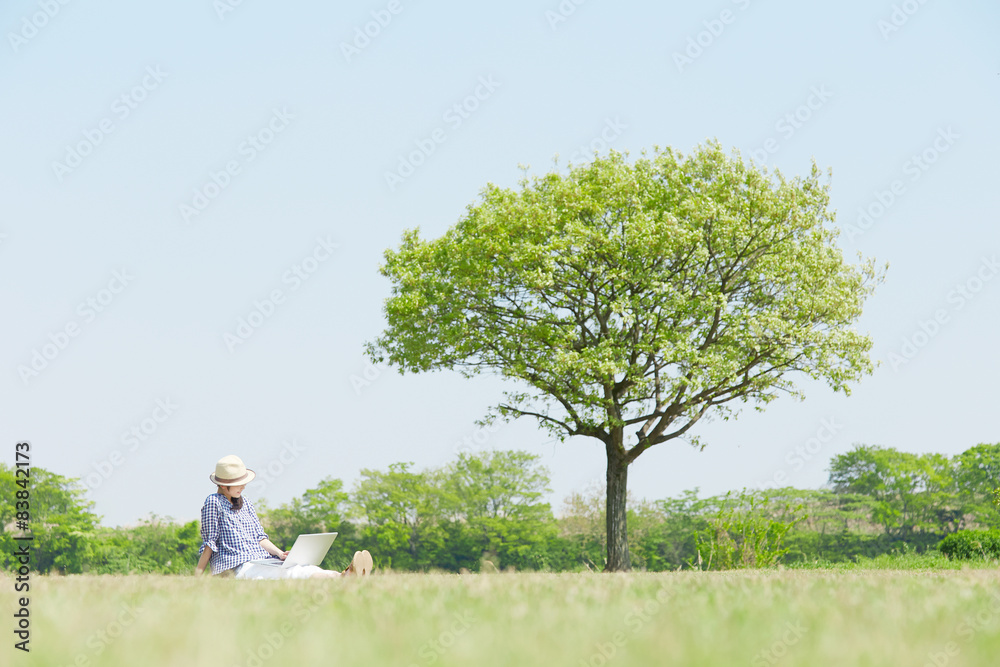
(13, 441), (32, 652)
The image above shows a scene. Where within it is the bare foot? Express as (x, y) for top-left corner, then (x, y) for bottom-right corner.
(343, 550), (373, 576)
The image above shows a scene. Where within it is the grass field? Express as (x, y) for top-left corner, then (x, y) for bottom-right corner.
(9, 565), (1000, 667)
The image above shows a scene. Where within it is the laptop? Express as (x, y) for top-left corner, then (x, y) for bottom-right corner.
(256, 532), (338, 569)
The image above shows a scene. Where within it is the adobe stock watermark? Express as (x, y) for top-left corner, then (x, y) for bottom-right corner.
(67, 601), (146, 666)
(545, 0), (589, 31)
(673, 0), (755, 73)
(252, 439), (306, 496)
(749, 86), (833, 164)
(922, 590), (1000, 667)
(51, 66), (168, 182)
(755, 417), (844, 491)
(340, 0), (409, 63)
(842, 126), (958, 242)
(579, 582), (677, 666)
(453, 422), (503, 457)
(17, 269), (134, 386)
(877, 0), (933, 41)
(350, 358), (390, 396)
(407, 611), (476, 667)
(8, 0), (73, 53)
(886, 255), (999, 372)
(82, 398), (180, 492)
(384, 75), (501, 192)
(179, 108), (295, 223)
(235, 589), (328, 667)
(223, 235), (338, 352)
(751, 621), (808, 666)
(213, 0), (250, 21)
(566, 117), (628, 164)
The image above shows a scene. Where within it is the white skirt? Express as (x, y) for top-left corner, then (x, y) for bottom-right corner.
(234, 560), (335, 580)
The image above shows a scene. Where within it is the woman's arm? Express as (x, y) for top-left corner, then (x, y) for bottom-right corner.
(196, 495), (222, 575)
(195, 546), (213, 575)
(259, 539), (288, 560)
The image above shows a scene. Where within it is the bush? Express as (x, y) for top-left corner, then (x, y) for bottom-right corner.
(783, 530), (942, 564)
(938, 530), (1000, 560)
(83, 518), (203, 574)
(691, 490), (804, 570)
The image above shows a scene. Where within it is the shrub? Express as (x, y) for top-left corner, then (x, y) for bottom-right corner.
(691, 489), (804, 570)
(938, 530), (1000, 560)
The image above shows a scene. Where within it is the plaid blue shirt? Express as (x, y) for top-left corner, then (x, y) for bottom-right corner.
(199, 493), (278, 575)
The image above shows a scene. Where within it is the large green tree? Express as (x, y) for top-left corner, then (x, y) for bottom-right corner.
(368, 142), (882, 570)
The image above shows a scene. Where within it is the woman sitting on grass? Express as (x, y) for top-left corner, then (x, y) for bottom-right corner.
(194, 455), (373, 579)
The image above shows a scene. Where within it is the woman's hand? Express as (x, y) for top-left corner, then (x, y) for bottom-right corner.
(259, 538), (287, 559)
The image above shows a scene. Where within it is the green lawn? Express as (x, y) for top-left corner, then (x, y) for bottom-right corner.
(11, 567), (1000, 666)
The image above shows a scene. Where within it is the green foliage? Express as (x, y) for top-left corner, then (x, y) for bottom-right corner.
(628, 496), (704, 571)
(441, 450), (551, 521)
(829, 443), (1000, 537)
(786, 548), (973, 571)
(953, 444), (1000, 527)
(349, 462), (449, 571)
(344, 451), (558, 572)
(440, 450), (556, 571)
(555, 487), (715, 571)
(370, 144), (882, 431)
(0, 464), (100, 574)
(691, 489), (803, 570)
(938, 530), (1000, 560)
(9, 441), (1000, 575)
(257, 477), (357, 570)
(783, 531), (942, 565)
(368, 143), (883, 569)
(81, 517), (203, 574)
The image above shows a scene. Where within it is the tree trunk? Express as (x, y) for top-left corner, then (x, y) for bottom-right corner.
(604, 441), (631, 572)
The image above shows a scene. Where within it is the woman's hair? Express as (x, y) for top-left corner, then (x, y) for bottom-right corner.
(218, 486), (244, 511)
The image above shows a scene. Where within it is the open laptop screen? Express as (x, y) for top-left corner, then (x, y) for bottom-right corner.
(282, 532), (338, 568)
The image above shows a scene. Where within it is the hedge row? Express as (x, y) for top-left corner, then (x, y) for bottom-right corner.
(938, 530), (1000, 560)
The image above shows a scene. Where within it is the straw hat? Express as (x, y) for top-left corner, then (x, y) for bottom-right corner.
(209, 455), (256, 486)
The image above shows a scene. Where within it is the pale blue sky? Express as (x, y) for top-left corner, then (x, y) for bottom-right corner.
(2, 0), (998, 526)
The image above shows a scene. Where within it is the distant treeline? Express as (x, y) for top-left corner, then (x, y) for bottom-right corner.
(2, 442), (998, 574)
